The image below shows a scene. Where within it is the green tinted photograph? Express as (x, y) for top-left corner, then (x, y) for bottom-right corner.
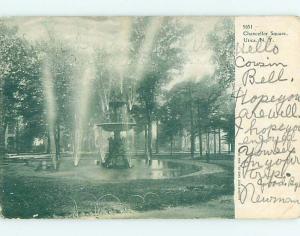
(0, 17), (234, 219)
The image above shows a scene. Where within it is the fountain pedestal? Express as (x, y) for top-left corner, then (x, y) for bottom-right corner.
(97, 100), (135, 168)
(104, 131), (128, 168)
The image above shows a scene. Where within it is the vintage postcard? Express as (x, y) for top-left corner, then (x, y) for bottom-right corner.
(0, 16), (299, 219)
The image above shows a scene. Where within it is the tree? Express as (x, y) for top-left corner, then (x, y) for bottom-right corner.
(38, 39), (77, 167)
(208, 18), (235, 154)
(17, 45), (45, 153)
(160, 95), (183, 155)
(219, 98), (235, 153)
(195, 76), (222, 158)
(161, 81), (197, 158)
(161, 74), (227, 159)
(0, 23), (43, 156)
(0, 24), (21, 155)
(208, 18), (235, 89)
(130, 17), (191, 160)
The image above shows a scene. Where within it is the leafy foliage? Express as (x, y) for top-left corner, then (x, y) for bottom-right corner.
(208, 18), (235, 89)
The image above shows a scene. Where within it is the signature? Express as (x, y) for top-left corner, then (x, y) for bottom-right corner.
(239, 183), (300, 204)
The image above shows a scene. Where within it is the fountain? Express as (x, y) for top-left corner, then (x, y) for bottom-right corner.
(97, 95), (135, 168)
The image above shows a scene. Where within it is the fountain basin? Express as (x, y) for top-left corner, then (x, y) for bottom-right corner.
(97, 122), (136, 132)
(5, 157), (203, 181)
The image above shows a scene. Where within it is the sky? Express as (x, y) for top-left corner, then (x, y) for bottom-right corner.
(2, 16), (223, 88)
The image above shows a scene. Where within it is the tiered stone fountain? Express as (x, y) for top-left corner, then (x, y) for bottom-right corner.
(97, 98), (135, 168)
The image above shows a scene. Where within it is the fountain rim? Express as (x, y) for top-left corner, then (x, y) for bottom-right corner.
(96, 122), (136, 132)
(96, 122), (136, 126)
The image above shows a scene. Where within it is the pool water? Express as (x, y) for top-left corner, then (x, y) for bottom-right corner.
(2, 157), (202, 182)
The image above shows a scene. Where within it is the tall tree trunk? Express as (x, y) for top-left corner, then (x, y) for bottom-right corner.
(57, 124), (61, 159)
(16, 119), (20, 154)
(190, 131), (195, 159)
(199, 133), (202, 158)
(134, 129), (138, 155)
(144, 125), (148, 156)
(46, 131), (51, 154)
(189, 90), (194, 159)
(147, 117), (152, 161)
(180, 133), (184, 152)
(155, 119), (159, 154)
(228, 142), (231, 154)
(231, 140), (235, 153)
(54, 122), (61, 163)
(213, 129), (216, 155)
(206, 132), (210, 162)
(0, 80), (5, 158)
(170, 136), (173, 156)
(197, 102), (202, 157)
(0, 124), (5, 158)
(47, 124), (57, 169)
(218, 128), (221, 154)
(74, 129), (79, 166)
